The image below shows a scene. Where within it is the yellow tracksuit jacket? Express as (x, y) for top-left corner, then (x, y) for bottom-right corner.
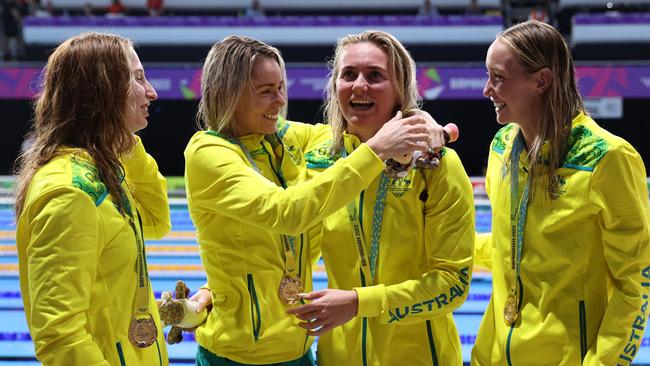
(184, 119), (385, 364)
(473, 113), (650, 365)
(16, 137), (171, 365)
(304, 134), (475, 366)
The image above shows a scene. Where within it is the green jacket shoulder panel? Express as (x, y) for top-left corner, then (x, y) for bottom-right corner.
(70, 157), (109, 207)
(491, 124), (517, 154)
(562, 124), (611, 172)
(304, 139), (339, 169)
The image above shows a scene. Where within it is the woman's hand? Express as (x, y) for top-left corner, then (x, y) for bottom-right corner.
(189, 288), (213, 313)
(286, 289), (358, 336)
(366, 111), (435, 161)
(410, 109), (446, 152)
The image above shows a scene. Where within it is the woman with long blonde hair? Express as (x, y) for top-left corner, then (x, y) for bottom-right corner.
(288, 30), (475, 366)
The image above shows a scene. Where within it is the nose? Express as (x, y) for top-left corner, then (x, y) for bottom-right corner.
(146, 80), (158, 101)
(352, 74), (368, 93)
(273, 89), (286, 107)
(482, 78), (492, 98)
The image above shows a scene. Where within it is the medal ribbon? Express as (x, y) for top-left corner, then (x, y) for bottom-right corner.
(508, 131), (530, 303)
(124, 195), (150, 317)
(209, 131), (298, 277)
(342, 147), (390, 283)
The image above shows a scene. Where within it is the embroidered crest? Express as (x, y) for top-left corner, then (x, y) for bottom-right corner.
(491, 124), (516, 154)
(305, 140), (338, 169)
(285, 144), (303, 166)
(388, 170), (415, 198)
(71, 157), (109, 206)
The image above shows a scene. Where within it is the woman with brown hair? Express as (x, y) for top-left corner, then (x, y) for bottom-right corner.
(473, 20), (650, 365)
(14, 32), (170, 365)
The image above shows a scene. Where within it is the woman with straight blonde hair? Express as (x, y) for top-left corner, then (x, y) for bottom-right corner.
(14, 32), (170, 365)
(185, 35), (440, 366)
(473, 20), (650, 365)
(289, 30), (475, 366)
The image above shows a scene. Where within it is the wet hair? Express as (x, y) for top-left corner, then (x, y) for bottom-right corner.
(498, 20), (585, 197)
(196, 35), (287, 136)
(15, 32), (135, 216)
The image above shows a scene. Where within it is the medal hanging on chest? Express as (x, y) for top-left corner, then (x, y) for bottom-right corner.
(125, 203), (157, 348)
(503, 290), (519, 326)
(128, 315), (158, 348)
(504, 131), (529, 327)
(278, 274), (303, 304)
(277, 233), (303, 305)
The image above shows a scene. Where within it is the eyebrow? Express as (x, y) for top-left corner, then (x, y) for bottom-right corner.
(341, 65), (387, 71)
(254, 81), (283, 89)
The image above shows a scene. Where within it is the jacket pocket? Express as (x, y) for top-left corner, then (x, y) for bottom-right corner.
(247, 273), (262, 341)
(579, 300), (587, 363)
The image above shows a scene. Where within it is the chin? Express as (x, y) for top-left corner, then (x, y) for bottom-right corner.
(495, 113), (509, 126)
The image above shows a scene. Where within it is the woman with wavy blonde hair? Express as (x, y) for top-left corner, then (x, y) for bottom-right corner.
(15, 32), (170, 365)
(289, 30), (475, 366)
(474, 20), (650, 365)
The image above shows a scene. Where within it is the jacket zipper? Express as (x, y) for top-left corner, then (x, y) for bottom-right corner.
(262, 139), (287, 188)
(357, 191), (368, 366)
(116, 342), (126, 366)
(247, 273), (262, 341)
(426, 320), (439, 366)
(579, 300), (587, 363)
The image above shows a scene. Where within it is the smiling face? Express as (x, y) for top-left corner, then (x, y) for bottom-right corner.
(483, 38), (543, 131)
(124, 48), (157, 134)
(335, 42), (398, 142)
(233, 56), (286, 136)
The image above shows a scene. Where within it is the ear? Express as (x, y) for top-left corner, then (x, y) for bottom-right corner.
(536, 67), (552, 94)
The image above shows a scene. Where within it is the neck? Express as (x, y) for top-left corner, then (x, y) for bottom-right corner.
(347, 124), (380, 143)
(519, 126), (534, 152)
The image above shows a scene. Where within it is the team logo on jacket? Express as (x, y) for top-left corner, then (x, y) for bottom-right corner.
(285, 145), (303, 166)
(549, 175), (567, 200)
(388, 172), (415, 198)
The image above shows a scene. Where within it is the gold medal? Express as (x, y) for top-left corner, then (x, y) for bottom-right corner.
(128, 315), (158, 348)
(278, 275), (303, 304)
(504, 294), (519, 326)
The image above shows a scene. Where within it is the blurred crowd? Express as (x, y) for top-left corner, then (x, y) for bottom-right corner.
(2, 0), (650, 61)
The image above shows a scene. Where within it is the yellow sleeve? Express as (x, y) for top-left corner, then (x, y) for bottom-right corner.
(25, 187), (110, 365)
(185, 139), (384, 236)
(474, 154), (494, 271)
(584, 145), (650, 365)
(355, 150), (475, 324)
(122, 136), (171, 240)
(474, 233), (493, 271)
(286, 120), (332, 153)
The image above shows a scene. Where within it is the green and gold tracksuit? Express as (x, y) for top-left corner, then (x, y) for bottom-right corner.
(184, 118), (386, 364)
(17, 137), (171, 365)
(473, 113), (650, 365)
(304, 133), (475, 366)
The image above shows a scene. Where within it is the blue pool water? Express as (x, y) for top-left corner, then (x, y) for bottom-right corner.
(1, 204), (648, 365)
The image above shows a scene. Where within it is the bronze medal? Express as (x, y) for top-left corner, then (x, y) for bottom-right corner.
(128, 315), (158, 348)
(503, 294), (519, 326)
(278, 275), (303, 304)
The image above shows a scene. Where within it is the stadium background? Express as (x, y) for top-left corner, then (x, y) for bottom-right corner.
(0, 0), (649, 364)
